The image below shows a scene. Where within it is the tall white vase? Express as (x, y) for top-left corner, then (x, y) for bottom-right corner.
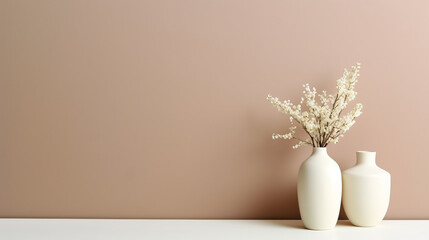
(297, 147), (342, 230)
(342, 151), (391, 227)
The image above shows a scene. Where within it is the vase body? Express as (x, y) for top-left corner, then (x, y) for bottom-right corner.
(342, 151), (391, 227)
(297, 148), (342, 230)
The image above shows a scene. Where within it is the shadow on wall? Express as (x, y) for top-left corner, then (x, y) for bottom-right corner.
(244, 99), (303, 219)
(251, 185), (301, 219)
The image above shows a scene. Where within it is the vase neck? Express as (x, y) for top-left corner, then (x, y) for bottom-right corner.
(356, 151), (376, 166)
(312, 147), (328, 155)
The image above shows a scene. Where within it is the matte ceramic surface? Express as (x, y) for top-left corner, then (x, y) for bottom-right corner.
(297, 148), (342, 230)
(342, 151), (391, 227)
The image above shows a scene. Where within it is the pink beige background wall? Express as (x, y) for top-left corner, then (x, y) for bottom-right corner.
(1, 0), (428, 219)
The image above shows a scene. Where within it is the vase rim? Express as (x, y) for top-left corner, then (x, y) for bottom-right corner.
(357, 150), (376, 153)
(312, 147), (328, 154)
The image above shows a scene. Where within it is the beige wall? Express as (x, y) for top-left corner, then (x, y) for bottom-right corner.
(1, 0), (429, 219)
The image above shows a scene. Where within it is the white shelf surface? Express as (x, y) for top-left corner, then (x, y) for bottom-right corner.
(0, 219), (428, 240)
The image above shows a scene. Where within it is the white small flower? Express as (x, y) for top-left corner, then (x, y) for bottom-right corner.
(267, 63), (363, 149)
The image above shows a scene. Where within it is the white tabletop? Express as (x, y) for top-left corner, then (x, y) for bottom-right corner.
(0, 219), (428, 240)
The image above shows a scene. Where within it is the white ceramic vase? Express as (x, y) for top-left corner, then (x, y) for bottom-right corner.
(297, 147), (342, 230)
(342, 151), (391, 227)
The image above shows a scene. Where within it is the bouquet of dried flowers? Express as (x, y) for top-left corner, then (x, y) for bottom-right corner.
(267, 63), (363, 149)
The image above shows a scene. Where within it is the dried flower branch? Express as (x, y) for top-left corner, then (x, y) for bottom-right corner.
(267, 63), (363, 149)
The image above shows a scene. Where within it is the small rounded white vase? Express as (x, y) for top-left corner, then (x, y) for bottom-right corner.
(342, 151), (391, 227)
(297, 147), (342, 230)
